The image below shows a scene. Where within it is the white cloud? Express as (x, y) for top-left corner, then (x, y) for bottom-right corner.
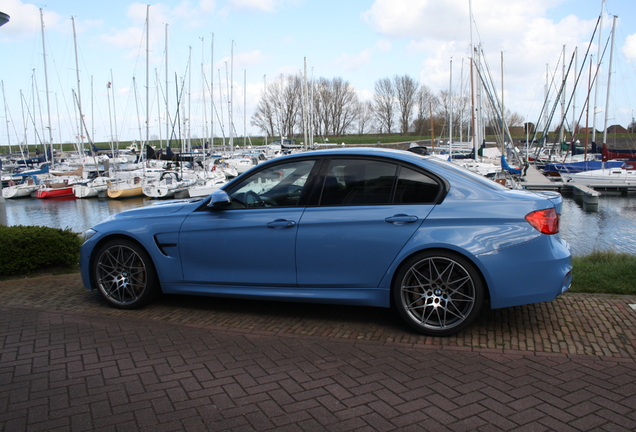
(101, 26), (144, 49)
(229, 0), (278, 13)
(622, 33), (636, 62)
(334, 49), (372, 71)
(375, 39), (391, 52)
(199, 0), (217, 14)
(362, 0), (601, 120)
(0, 0), (63, 39)
(217, 49), (267, 70)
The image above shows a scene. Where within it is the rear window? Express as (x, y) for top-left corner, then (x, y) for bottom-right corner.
(319, 159), (441, 205)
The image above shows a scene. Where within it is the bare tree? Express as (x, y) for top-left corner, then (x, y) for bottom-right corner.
(436, 90), (471, 141)
(373, 77), (395, 134)
(394, 75), (418, 134)
(412, 84), (438, 136)
(506, 111), (524, 127)
(251, 74), (302, 138)
(311, 77), (359, 136)
(251, 87), (277, 137)
(356, 100), (376, 134)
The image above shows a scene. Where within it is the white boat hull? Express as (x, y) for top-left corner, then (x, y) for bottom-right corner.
(2, 184), (39, 198)
(562, 168), (636, 185)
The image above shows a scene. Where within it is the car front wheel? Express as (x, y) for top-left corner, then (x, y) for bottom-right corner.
(92, 238), (159, 309)
(393, 251), (484, 337)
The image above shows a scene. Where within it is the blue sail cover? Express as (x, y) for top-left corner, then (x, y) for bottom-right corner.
(501, 155), (521, 174)
(543, 160), (624, 174)
(12, 164), (50, 177)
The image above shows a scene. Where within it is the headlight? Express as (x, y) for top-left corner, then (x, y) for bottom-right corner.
(80, 228), (97, 243)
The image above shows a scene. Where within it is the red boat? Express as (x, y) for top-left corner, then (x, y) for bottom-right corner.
(35, 182), (76, 199)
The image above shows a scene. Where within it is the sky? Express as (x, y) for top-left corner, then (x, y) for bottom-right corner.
(0, 0), (635, 147)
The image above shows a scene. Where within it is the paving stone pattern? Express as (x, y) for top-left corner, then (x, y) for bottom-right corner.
(1, 274), (636, 431)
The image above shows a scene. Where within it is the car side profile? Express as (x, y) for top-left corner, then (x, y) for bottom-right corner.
(79, 148), (572, 337)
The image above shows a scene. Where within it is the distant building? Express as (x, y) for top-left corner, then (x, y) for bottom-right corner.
(607, 124), (628, 134)
(577, 127), (600, 136)
(509, 126), (525, 136)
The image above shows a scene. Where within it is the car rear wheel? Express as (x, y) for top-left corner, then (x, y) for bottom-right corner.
(393, 251), (484, 337)
(92, 238), (159, 309)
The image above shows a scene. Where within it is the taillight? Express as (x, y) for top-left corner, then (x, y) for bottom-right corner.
(525, 208), (560, 234)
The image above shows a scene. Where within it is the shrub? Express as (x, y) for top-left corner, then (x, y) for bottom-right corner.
(0, 225), (81, 277)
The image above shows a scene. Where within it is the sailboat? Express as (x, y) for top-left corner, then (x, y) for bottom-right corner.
(142, 170), (197, 199)
(561, 165), (636, 185)
(35, 165), (83, 199)
(106, 176), (145, 199)
(558, 16), (635, 186)
(73, 175), (112, 198)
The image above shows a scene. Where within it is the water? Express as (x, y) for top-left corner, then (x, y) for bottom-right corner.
(559, 193), (636, 256)
(2, 193), (636, 256)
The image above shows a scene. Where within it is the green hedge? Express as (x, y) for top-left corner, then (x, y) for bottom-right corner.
(0, 225), (81, 277)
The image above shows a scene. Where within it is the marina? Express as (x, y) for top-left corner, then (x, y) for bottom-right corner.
(1, 187), (635, 257)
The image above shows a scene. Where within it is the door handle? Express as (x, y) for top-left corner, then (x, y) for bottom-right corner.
(385, 214), (418, 225)
(266, 219), (296, 229)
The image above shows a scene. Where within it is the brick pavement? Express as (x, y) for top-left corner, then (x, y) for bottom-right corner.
(1, 274), (636, 431)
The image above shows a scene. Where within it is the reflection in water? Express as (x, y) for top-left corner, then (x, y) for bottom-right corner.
(3, 193), (636, 256)
(4, 196), (151, 233)
(560, 193), (636, 256)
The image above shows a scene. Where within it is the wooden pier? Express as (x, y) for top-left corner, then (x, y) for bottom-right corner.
(520, 165), (635, 204)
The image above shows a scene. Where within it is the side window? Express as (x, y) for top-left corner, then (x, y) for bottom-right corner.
(395, 167), (440, 204)
(228, 160), (316, 208)
(320, 159), (397, 206)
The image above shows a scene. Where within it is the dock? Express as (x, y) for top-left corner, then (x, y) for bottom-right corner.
(520, 165), (635, 204)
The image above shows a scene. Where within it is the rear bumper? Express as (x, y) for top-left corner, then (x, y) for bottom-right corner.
(477, 235), (572, 309)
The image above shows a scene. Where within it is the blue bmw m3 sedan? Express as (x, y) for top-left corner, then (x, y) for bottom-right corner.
(80, 148), (572, 336)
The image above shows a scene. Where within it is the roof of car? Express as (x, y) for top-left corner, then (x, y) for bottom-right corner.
(286, 147), (424, 162)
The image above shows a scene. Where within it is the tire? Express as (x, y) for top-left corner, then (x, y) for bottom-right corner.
(392, 250), (484, 337)
(92, 238), (159, 309)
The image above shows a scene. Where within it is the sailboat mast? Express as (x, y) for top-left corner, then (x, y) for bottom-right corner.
(602, 15), (617, 146)
(210, 33), (214, 149)
(201, 38), (208, 147)
(145, 4), (150, 149)
(40, 9), (53, 157)
(188, 45), (192, 153)
(165, 23), (169, 151)
(501, 51), (505, 151)
(244, 69), (247, 148)
(449, 58), (453, 157)
(2, 81), (12, 154)
(303, 57), (308, 152)
(110, 70), (119, 150)
(71, 17), (84, 152)
(468, 0), (477, 155)
(560, 45), (566, 145)
(229, 40), (234, 152)
(592, 0), (605, 144)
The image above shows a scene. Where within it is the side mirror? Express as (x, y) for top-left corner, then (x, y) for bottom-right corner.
(207, 189), (231, 208)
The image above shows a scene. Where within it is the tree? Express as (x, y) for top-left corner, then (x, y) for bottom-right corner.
(251, 74), (303, 138)
(355, 100), (376, 135)
(393, 75), (418, 134)
(412, 84), (438, 136)
(313, 77), (359, 136)
(435, 90), (470, 141)
(373, 78), (395, 134)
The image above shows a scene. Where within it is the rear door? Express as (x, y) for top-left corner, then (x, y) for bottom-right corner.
(296, 158), (439, 288)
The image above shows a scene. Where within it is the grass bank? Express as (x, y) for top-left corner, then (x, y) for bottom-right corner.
(570, 251), (636, 296)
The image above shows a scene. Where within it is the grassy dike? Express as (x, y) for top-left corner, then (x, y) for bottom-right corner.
(571, 251), (636, 295)
(1, 225), (634, 296)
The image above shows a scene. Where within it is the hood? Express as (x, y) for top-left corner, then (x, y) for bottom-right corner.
(105, 198), (200, 222)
